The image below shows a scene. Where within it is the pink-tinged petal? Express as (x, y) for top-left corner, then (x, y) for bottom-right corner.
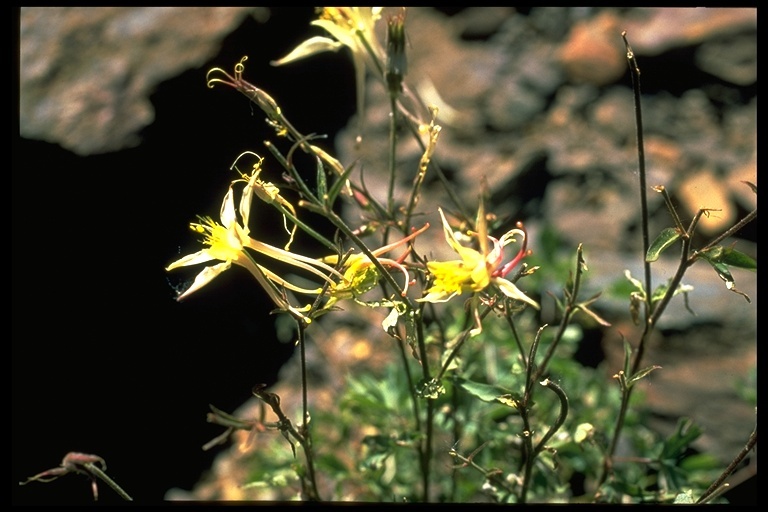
(165, 250), (215, 271)
(493, 277), (540, 310)
(176, 262), (231, 301)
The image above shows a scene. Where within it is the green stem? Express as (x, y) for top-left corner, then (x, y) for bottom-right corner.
(533, 379), (569, 458)
(697, 425), (756, 504)
(533, 245), (585, 383)
(436, 304), (493, 381)
(385, 92), (399, 245)
(83, 463), (133, 502)
(296, 321), (321, 501)
(596, 34), (652, 494)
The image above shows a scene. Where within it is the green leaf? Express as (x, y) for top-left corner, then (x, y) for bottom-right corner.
(316, 155), (327, 202)
(661, 418), (702, 460)
(622, 339), (633, 376)
(700, 245), (756, 270)
(720, 248), (757, 270)
(626, 365), (662, 387)
(455, 377), (511, 403)
(326, 159), (357, 207)
(646, 227), (681, 262)
(701, 257), (752, 302)
(679, 452), (720, 471)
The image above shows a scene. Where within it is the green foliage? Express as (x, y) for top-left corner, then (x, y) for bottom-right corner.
(646, 227), (682, 262)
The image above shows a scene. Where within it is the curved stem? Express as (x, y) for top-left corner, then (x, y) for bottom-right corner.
(84, 463), (133, 502)
(697, 424), (757, 504)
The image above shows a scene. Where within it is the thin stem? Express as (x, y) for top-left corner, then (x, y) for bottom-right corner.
(422, 399), (434, 502)
(533, 379), (569, 458)
(436, 304), (493, 381)
(296, 322), (321, 501)
(518, 325), (548, 504)
(597, 34), (653, 493)
(622, 32), (652, 328)
(533, 245), (585, 383)
(504, 307), (528, 368)
(83, 463), (133, 502)
(697, 424), (757, 504)
(252, 382), (321, 501)
(385, 93), (399, 245)
(697, 208), (757, 255)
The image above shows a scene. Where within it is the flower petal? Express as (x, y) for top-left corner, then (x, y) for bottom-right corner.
(271, 36), (343, 66)
(493, 277), (540, 310)
(417, 289), (459, 304)
(245, 238), (343, 284)
(165, 250), (215, 271)
(437, 208), (466, 255)
(257, 264), (323, 295)
(220, 186), (238, 231)
(176, 261), (232, 301)
(311, 20), (357, 48)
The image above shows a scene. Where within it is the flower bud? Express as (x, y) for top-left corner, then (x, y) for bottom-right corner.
(385, 8), (407, 96)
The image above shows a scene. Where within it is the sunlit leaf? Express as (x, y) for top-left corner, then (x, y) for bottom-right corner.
(456, 377), (512, 403)
(720, 248), (757, 270)
(701, 258), (752, 302)
(627, 365), (662, 387)
(646, 227), (681, 262)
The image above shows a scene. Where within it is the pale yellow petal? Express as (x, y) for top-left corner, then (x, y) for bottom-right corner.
(176, 261), (231, 301)
(257, 264), (323, 295)
(219, 187), (238, 231)
(417, 290), (458, 304)
(165, 250), (216, 271)
(494, 277), (540, 310)
(271, 36), (343, 66)
(311, 20), (357, 48)
(245, 238), (343, 284)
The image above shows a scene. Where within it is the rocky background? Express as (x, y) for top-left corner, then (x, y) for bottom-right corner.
(14, 7), (755, 505)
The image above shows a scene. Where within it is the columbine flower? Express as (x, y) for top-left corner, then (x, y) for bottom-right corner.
(418, 204), (539, 334)
(271, 7), (384, 143)
(166, 183), (343, 323)
(322, 223), (429, 309)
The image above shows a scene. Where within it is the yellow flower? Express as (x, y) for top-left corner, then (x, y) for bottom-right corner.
(166, 183), (343, 322)
(322, 223), (429, 308)
(271, 7), (384, 142)
(418, 206), (539, 311)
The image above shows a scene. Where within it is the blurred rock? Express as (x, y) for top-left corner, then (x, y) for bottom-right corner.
(620, 7), (756, 57)
(19, 7), (269, 155)
(558, 10), (626, 86)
